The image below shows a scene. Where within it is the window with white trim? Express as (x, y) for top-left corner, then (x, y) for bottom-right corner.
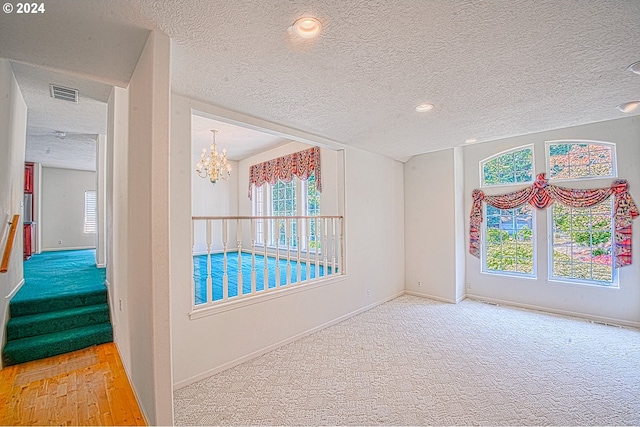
(252, 173), (320, 249)
(84, 190), (96, 234)
(480, 146), (535, 277)
(547, 141), (616, 181)
(547, 141), (617, 286)
(483, 204), (535, 276)
(481, 145), (534, 187)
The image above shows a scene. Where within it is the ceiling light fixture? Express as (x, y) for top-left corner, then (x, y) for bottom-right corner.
(464, 138), (478, 144)
(627, 61), (640, 75)
(616, 101), (640, 113)
(415, 103), (434, 113)
(291, 17), (322, 39)
(195, 130), (231, 184)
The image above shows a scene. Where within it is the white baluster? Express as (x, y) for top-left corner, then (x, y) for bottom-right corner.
(191, 220), (196, 306)
(274, 218), (280, 290)
(315, 217), (320, 279)
(263, 218), (269, 291)
(205, 220), (213, 304)
(306, 216), (311, 282)
(286, 218), (291, 286)
(323, 217), (329, 275)
(251, 218), (256, 295)
(296, 218), (301, 284)
(222, 219), (228, 300)
(237, 220), (243, 296)
(339, 217), (344, 275)
(331, 218), (337, 275)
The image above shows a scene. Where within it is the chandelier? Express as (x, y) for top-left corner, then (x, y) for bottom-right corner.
(196, 130), (231, 184)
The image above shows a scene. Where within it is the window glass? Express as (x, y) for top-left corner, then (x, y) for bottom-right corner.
(481, 146), (533, 187)
(484, 204), (534, 276)
(550, 201), (614, 284)
(548, 142), (615, 180)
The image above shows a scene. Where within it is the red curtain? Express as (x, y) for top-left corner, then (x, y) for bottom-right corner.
(248, 147), (322, 200)
(470, 174), (639, 267)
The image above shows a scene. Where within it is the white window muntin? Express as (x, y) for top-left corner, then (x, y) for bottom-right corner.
(547, 200), (618, 287)
(481, 202), (537, 279)
(545, 140), (616, 182)
(480, 144), (535, 188)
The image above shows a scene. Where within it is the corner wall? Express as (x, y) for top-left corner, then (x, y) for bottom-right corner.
(0, 59), (27, 359)
(125, 31), (173, 425)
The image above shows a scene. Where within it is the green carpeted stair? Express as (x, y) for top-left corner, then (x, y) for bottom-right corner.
(2, 250), (113, 366)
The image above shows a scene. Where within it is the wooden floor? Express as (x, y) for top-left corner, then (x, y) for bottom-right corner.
(0, 343), (146, 426)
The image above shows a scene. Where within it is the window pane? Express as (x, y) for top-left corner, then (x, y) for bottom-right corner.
(481, 147), (533, 187)
(483, 204), (534, 276)
(548, 142), (614, 180)
(550, 201), (614, 284)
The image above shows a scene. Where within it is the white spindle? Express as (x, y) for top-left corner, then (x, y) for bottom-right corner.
(322, 217), (329, 275)
(305, 217), (311, 282)
(251, 219), (257, 295)
(206, 220), (213, 304)
(237, 220), (243, 296)
(315, 217), (320, 279)
(222, 219), (228, 300)
(296, 219), (301, 284)
(275, 218), (280, 289)
(191, 220), (196, 306)
(331, 218), (337, 275)
(263, 219), (269, 292)
(286, 218), (291, 286)
(339, 217), (344, 275)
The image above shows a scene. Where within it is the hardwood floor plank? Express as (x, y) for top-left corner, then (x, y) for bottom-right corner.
(0, 343), (146, 426)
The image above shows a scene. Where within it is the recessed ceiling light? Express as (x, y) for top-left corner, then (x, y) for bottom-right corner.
(627, 61), (640, 75)
(415, 103), (434, 113)
(464, 138), (478, 144)
(616, 101), (640, 113)
(291, 17), (322, 39)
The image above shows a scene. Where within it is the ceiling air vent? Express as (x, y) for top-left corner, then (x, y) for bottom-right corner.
(49, 84), (78, 103)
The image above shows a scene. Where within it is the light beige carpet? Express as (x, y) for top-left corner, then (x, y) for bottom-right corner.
(174, 295), (640, 425)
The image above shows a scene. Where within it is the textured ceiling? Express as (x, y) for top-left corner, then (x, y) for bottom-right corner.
(2, 0), (639, 164)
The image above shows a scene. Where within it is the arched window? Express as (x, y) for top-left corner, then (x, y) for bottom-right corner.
(481, 145), (533, 187)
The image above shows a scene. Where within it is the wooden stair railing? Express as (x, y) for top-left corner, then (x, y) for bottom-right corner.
(1, 215), (20, 273)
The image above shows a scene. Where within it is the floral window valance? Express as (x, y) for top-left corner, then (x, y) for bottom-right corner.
(470, 173), (639, 267)
(248, 147), (322, 200)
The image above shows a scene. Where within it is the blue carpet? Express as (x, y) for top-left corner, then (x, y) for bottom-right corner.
(194, 251), (334, 304)
(14, 250), (107, 306)
(3, 249), (112, 366)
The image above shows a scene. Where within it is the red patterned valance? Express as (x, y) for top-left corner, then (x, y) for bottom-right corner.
(248, 147), (322, 200)
(470, 173), (639, 267)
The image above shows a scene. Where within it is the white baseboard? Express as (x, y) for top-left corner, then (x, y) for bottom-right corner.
(404, 290), (465, 304)
(174, 291), (404, 390)
(96, 263), (106, 268)
(5, 278), (25, 300)
(465, 293), (640, 329)
(41, 246), (95, 252)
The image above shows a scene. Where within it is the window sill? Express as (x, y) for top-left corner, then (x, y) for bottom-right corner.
(189, 273), (347, 320)
(547, 277), (619, 289)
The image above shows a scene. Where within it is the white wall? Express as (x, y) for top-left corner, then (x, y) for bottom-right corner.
(405, 148), (463, 302)
(40, 167), (96, 251)
(0, 59), (27, 360)
(106, 86), (131, 371)
(463, 116), (640, 326)
(191, 137), (239, 253)
(125, 31), (173, 425)
(170, 95), (405, 388)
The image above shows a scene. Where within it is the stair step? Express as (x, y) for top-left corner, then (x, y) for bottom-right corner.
(2, 323), (113, 366)
(6, 304), (111, 341)
(10, 289), (107, 317)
